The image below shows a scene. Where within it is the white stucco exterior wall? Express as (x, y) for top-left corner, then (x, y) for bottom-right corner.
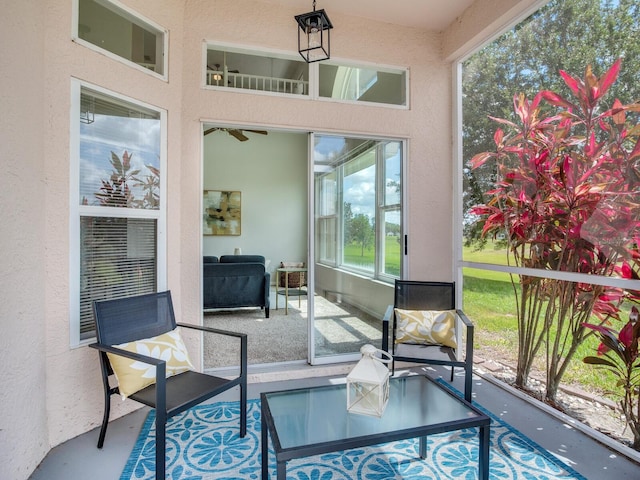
(0, 1), (48, 479)
(0, 1), (534, 478)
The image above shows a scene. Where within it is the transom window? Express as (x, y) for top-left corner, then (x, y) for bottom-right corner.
(74, 0), (167, 77)
(205, 45), (309, 96)
(319, 63), (407, 106)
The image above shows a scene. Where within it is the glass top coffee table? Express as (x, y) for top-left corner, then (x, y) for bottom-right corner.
(261, 374), (490, 480)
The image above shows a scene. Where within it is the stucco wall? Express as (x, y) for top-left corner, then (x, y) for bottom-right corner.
(0, 1), (531, 478)
(443, 0), (546, 60)
(0, 2), (48, 479)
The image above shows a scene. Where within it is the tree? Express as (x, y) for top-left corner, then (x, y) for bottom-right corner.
(350, 214), (375, 256)
(470, 59), (640, 402)
(463, 0), (640, 245)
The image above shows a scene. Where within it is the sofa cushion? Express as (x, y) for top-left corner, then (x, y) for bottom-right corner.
(203, 256), (219, 264)
(220, 254), (265, 264)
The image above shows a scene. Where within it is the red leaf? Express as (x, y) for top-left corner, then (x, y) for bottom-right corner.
(598, 58), (622, 99)
(560, 70), (581, 96)
(540, 90), (574, 109)
(470, 152), (494, 169)
(619, 321), (634, 348)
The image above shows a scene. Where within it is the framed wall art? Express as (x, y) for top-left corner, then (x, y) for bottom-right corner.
(203, 190), (241, 235)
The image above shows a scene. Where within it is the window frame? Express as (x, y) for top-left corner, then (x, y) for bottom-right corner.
(69, 79), (167, 347)
(72, 0), (169, 81)
(314, 134), (404, 283)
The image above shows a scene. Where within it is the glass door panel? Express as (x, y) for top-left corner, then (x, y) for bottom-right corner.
(310, 134), (402, 363)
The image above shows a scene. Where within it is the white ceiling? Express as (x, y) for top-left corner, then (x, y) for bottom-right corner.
(262, 0), (477, 31)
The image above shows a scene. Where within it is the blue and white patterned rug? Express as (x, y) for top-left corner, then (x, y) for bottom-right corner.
(121, 396), (587, 480)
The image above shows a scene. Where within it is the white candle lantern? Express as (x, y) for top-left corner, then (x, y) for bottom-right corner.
(346, 344), (392, 417)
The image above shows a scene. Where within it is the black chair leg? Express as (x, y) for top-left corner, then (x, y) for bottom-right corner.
(155, 413), (166, 480)
(97, 390), (111, 448)
(464, 363), (473, 403)
(450, 366), (455, 382)
(240, 383), (247, 437)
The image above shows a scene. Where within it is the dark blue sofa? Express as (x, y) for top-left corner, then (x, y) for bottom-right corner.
(203, 255), (270, 317)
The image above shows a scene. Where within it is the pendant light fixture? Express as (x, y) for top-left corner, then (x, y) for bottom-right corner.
(295, 0), (333, 63)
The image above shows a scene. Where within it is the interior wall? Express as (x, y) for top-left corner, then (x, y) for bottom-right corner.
(202, 130), (308, 277)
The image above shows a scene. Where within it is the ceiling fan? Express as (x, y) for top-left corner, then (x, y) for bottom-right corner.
(204, 127), (268, 142)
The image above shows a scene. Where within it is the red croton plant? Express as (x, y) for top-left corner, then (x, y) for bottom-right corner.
(469, 58), (640, 406)
(584, 307), (640, 449)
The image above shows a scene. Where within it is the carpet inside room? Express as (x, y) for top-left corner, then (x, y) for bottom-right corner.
(203, 294), (383, 367)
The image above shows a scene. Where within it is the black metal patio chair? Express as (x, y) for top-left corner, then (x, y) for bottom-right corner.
(90, 290), (247, 480)
(382, 280), (474, 402)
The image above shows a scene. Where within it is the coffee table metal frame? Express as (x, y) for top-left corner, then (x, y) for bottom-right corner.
(260, 374), (490, 480)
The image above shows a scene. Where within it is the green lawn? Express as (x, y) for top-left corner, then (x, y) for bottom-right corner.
(463, 246), (618, 397)
(343, 236), (401, 276)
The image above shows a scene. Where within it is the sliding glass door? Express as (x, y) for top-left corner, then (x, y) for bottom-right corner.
(310, 134), (403, 364)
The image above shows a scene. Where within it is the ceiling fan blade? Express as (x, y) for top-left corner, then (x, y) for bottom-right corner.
(229, 129), (249, 142)
(245, 130), (268, 136)
(203, 127), (219, 136)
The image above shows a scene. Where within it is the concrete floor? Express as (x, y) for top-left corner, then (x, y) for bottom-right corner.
(29, 363), (640, 480)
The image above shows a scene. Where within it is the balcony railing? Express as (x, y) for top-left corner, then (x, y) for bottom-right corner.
(206, 69), (308, 95)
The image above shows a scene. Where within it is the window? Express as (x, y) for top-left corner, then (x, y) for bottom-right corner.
(75, 0), (167, 77)
(70, 82), (166, 345)
(314, 135), (403, 281)
(205, 45), (309, 96)
(203, 44), (408, 107)
(319, 63), (407, 106)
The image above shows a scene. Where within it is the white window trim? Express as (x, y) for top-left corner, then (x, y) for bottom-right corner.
(71, 0), (169, 82)
(69, 78), (168, 347)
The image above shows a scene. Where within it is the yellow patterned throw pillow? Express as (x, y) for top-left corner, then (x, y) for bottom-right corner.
(394, 309), (457, 349)
(107, 328), (195, 399)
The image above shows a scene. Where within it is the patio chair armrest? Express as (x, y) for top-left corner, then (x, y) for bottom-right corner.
(454, 310), (475, 361)
(177, 322), (247, 340)
(177, 323), (248, 377)
(382, 305), (394, 352)
(89, 342), (166, 367)
(456, 309), (474, 329)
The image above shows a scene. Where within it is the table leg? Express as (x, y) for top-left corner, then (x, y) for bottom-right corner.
(284, 272), (289, 315)
(479, 425), (490, 480)
(276, 460), (286, 480)
(261, 409), (268, 480)
(419, 436), (427, 459)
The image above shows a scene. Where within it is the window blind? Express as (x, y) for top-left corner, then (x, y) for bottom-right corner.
(79, 216), (157, 339)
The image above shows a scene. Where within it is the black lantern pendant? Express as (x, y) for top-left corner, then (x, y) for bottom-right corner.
(295, 0), (333, 63)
